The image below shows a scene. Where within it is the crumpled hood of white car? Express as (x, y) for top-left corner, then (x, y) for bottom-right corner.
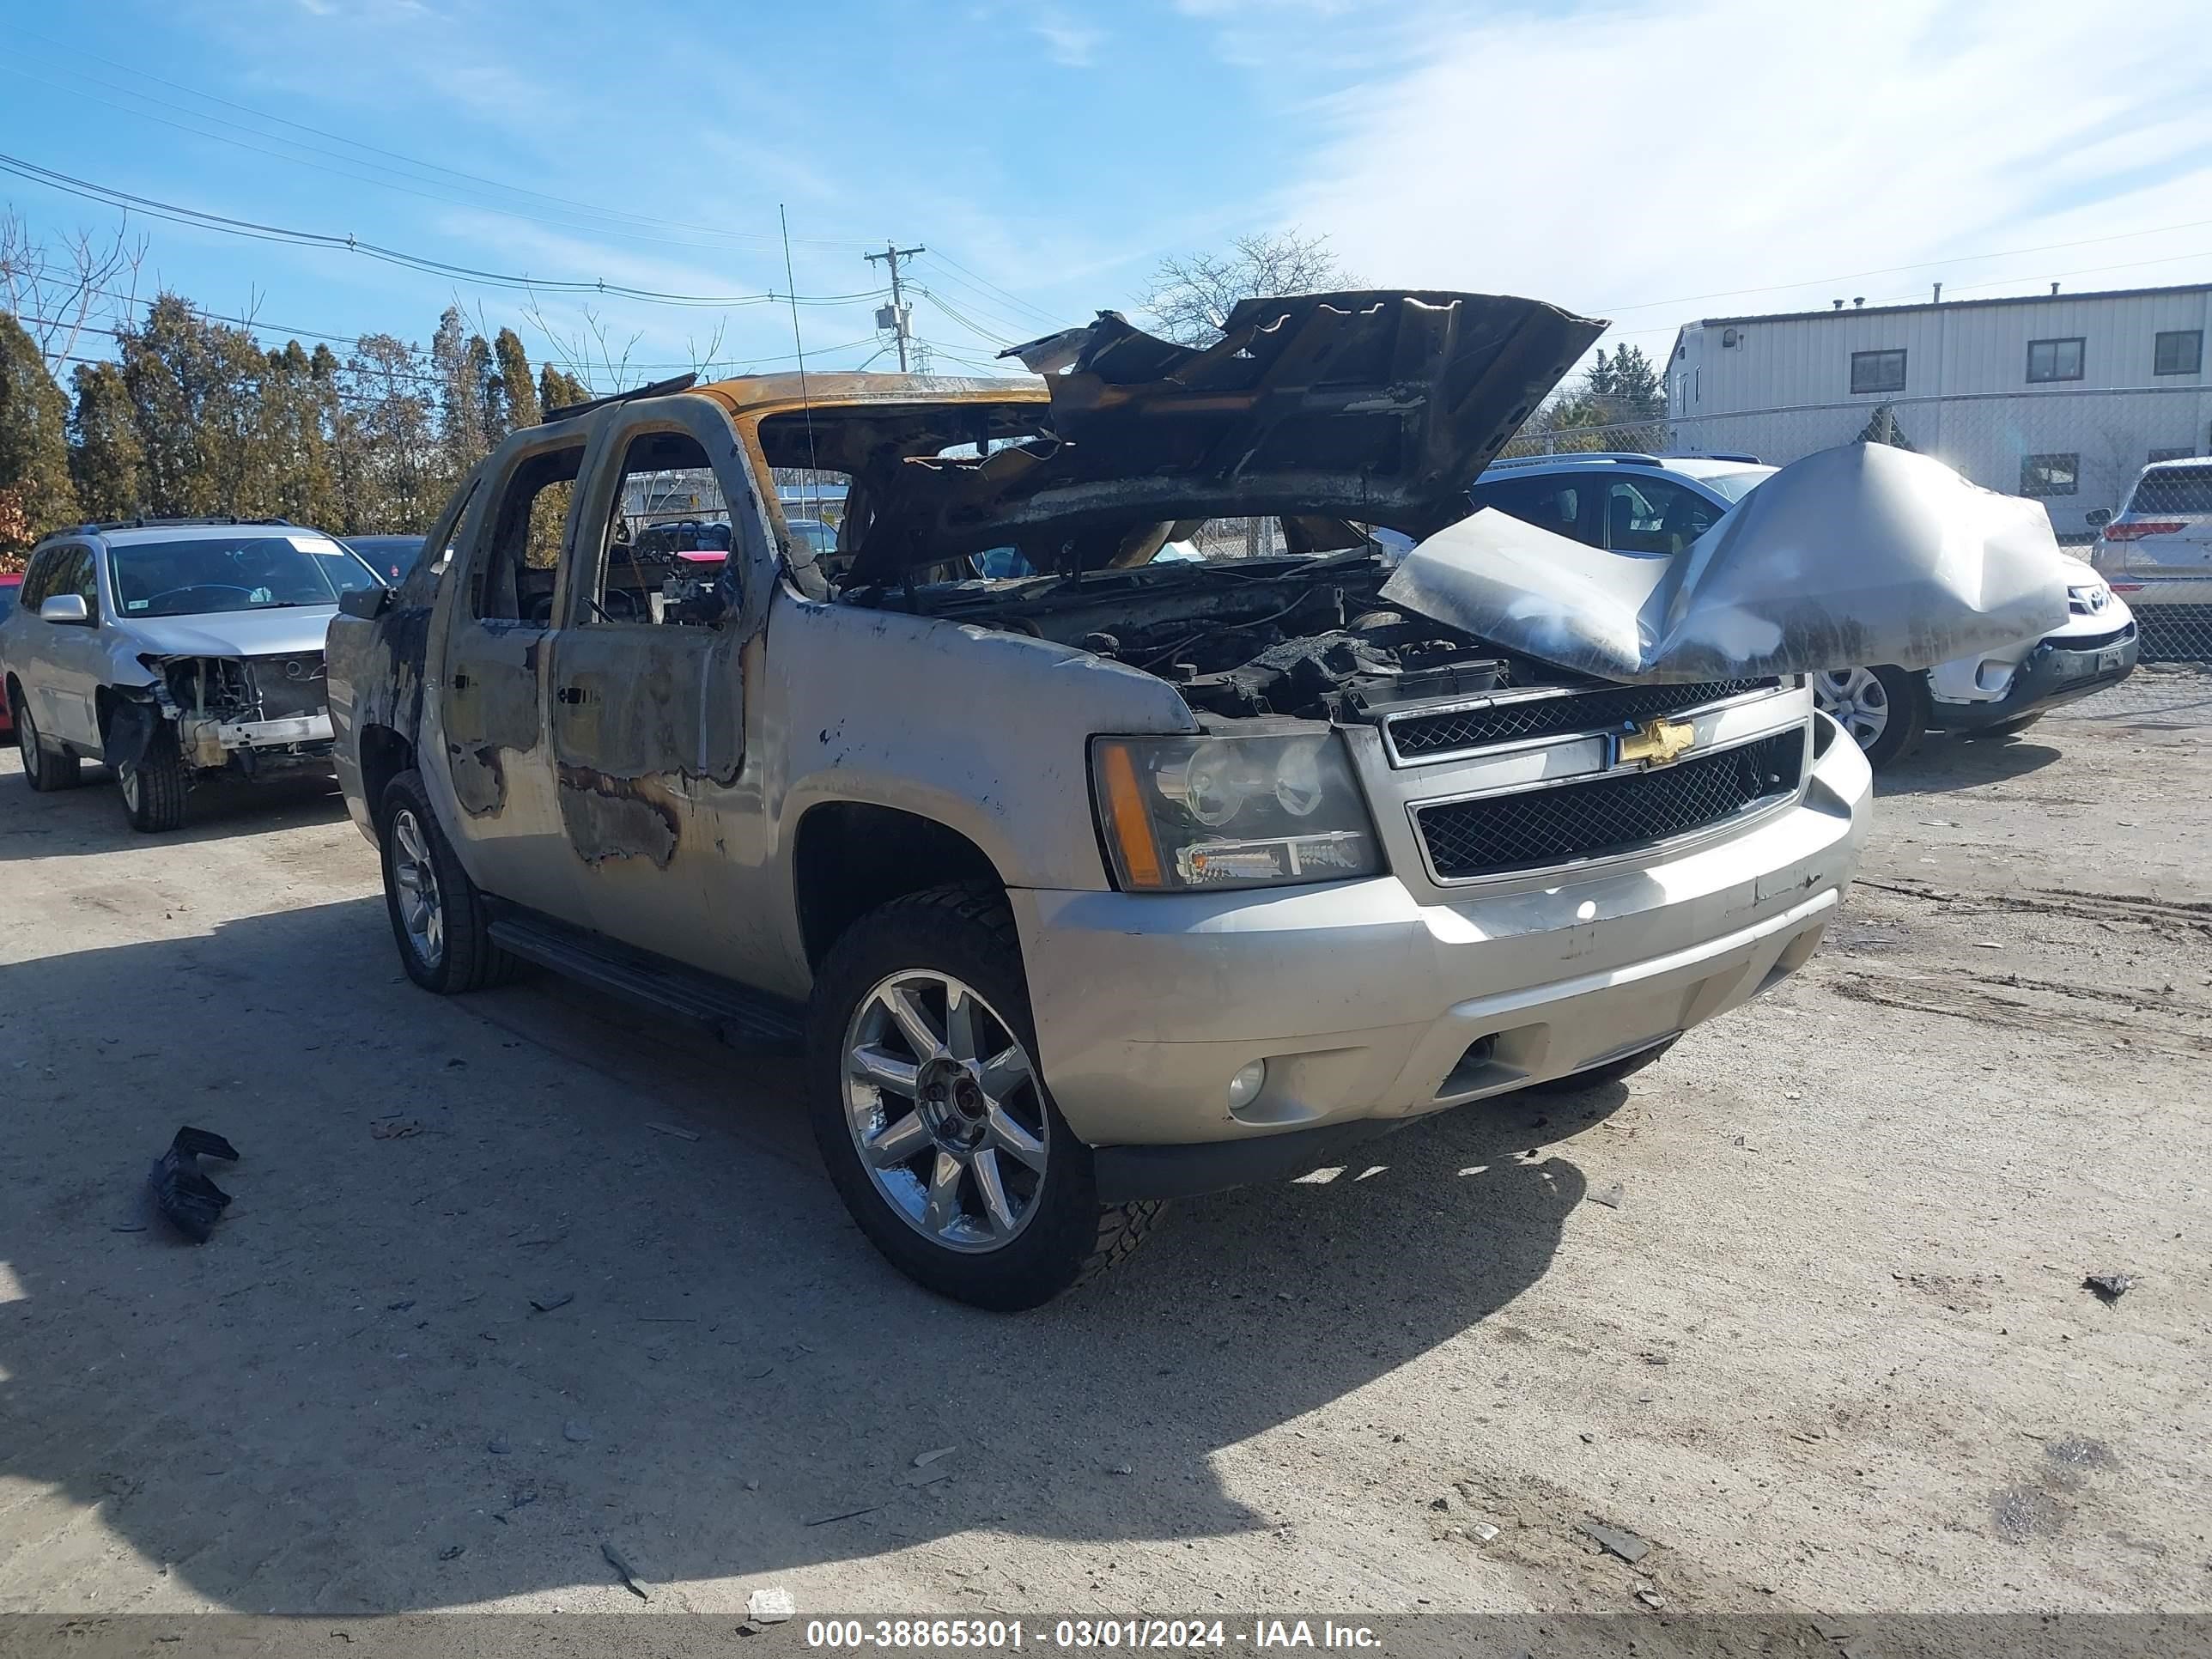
(1381, 441), (2071, 684)
(121, 605), (340, 660)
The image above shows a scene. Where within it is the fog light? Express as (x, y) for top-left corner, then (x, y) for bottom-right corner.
(1226, 1060), (1267, 1110)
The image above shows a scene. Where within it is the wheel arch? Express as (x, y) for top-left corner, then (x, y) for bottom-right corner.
(792, 800), (1009, 971)
(357, 724), (417, 837)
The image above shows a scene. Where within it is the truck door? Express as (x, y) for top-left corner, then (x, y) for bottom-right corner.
(428, 430), (589, 918)
(542, 402), (758, 970)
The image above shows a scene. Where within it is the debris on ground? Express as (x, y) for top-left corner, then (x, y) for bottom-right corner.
(805, 1504), (884, 1527)
(601, 1540), (649, 1601)
(530, 1291), (575, 1313)
(1635, 1588), (1666, 1608)
(2083, 1272), (2135, 1304)
(438, 1545), (464, 1562)
(1472, 1522), (1501, 1542)
(914, 1445), (957, 1468)
(370, 1119), (423, 1140)
(563, 1419), (592, 1443)
(646, 1121), (701, 1141)
(487, 1435), (511, 1455)
(149, 1127), (240, 1243)
(748, 1587), (796, 1625)
(1577, 1518), (1654, 1564)
(1108, 1462), (1133, 1475)
(1588, 1182), (1626, 1210)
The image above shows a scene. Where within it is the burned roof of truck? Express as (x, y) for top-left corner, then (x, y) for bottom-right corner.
(691, 290), (1607, 584)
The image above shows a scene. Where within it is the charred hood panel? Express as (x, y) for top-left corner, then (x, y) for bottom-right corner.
(842, 290), (1604, 583)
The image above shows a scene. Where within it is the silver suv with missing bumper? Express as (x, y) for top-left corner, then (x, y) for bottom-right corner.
(326, 294), (1894, 1310)
(2, 518), (383, 830)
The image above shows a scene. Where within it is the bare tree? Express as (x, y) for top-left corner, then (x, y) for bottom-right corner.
(1136, 229), (1357, 346)
(521, 298), (642, 396)
(0, 208), (147, 379)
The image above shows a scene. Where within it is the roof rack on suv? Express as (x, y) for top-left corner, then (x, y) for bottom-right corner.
(1485, 452), (1663, 471)
(540, 372), (698, 424)
(62, 515), (296, 533)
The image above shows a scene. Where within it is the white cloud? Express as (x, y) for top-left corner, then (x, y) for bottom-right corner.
(1029, 7), (1104, 67)
(1271, 0), (2212, 350)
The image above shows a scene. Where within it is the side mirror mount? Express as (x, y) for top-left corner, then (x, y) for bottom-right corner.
(2084, 507), (2112, 530)
(39, 594), (92, 626)
(338, 585), (392, 620)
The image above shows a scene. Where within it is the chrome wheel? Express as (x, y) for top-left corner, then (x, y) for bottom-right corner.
(389, 807), (446, 969)
(842, 970), (1048, 1254)
(1814, 666), (1891, 750)
(118, 762), (141, 811)
(15, 706), (35, 773)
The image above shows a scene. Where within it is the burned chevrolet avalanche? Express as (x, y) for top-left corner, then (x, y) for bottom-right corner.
(326, 289), (2069, 1309)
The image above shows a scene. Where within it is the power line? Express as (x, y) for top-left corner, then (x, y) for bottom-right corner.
(0, 149), (894, 309)
(915, 287), (1018, 349)
(913, 249), (1066, 331)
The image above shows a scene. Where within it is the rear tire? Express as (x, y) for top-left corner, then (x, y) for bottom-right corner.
(379, 769), (515, 994)
(1526, 1036), (1679, 1095)
(12, 692), (83, 792)
(806, 884), (1162, 1310)
(118, 725), (189, 832)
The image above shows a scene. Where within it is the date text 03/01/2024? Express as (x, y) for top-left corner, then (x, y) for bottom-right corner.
(802, 1619), (1384, 1650)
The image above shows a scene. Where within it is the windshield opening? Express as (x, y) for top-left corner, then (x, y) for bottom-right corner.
(109, 534), (383, 618)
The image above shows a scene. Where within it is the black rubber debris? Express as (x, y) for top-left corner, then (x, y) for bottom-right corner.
(149, 1127), (240, 1243)
(2082, 1272), (2135, 1304)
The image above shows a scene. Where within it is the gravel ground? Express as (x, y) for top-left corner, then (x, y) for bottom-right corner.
(1, 667), (2206, 1621)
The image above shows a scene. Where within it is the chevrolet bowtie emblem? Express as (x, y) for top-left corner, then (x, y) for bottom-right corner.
(1619, 717), (1696, 767)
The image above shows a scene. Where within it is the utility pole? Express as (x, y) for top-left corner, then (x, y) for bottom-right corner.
(866, 241), (926, 372)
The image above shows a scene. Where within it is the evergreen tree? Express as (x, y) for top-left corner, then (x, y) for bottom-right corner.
(494, 328), (538, 434)
(68, 359), (144, 520)
(0, 310), (80, 555)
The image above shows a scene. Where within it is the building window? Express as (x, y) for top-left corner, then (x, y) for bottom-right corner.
(2026, 337), (2085, 383)
(2154, 330), (2203, 376)
(2021, 453), (2079, 497)
(1850, 349), (1905, 394)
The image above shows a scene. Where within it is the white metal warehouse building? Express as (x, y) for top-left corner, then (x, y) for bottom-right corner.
(1667, 283), (2212, 535)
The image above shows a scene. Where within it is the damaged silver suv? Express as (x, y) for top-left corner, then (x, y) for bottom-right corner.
(3, 518), (385, 830)
(328, 290), (2069, 1309)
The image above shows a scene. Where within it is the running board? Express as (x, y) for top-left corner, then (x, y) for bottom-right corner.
(485, 908), (805, 1054)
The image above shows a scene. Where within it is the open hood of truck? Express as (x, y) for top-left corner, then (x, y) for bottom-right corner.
(1378, 441), (2072, 684)
(836, 290), (1604, 585)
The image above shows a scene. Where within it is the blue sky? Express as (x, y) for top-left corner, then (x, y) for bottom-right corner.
(3, 0), (2210, 391)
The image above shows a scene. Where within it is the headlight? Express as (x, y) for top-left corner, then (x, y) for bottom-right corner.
(1090, 732), (1382, 891)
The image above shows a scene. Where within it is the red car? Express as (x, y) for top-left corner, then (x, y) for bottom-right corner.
(0, 570), (21, 737)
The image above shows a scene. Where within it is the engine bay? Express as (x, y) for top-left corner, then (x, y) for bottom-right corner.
(859, 553), (1588, 723)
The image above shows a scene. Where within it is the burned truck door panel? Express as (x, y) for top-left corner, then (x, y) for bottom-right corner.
(542, 404), (757, 971)
(430, 433), (588, 917)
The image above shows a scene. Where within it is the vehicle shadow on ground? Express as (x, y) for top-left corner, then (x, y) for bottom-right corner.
(0, 760), (346, 863)
(1871, 734), (2061, 798)
(0, 898), (1604, 1612)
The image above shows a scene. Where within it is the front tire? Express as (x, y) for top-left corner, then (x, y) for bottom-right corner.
(118, 725), (189, 832)
(1812, 664), (1927, 769)
(379, 769), (514, 994)
(806, 884), (1161, 1310)
(12, 692), (83, 792)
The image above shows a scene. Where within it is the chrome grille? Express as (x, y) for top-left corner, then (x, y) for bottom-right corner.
(1388, 678), (1778, 761)
(246, 653), (329, 722)
(1416, 730), (1805, 881)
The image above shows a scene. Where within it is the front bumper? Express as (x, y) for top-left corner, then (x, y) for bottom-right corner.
(1016, 718), (1872, 1194)
(179, 711), (337, 769)
(1931, 628), (2138, 731)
